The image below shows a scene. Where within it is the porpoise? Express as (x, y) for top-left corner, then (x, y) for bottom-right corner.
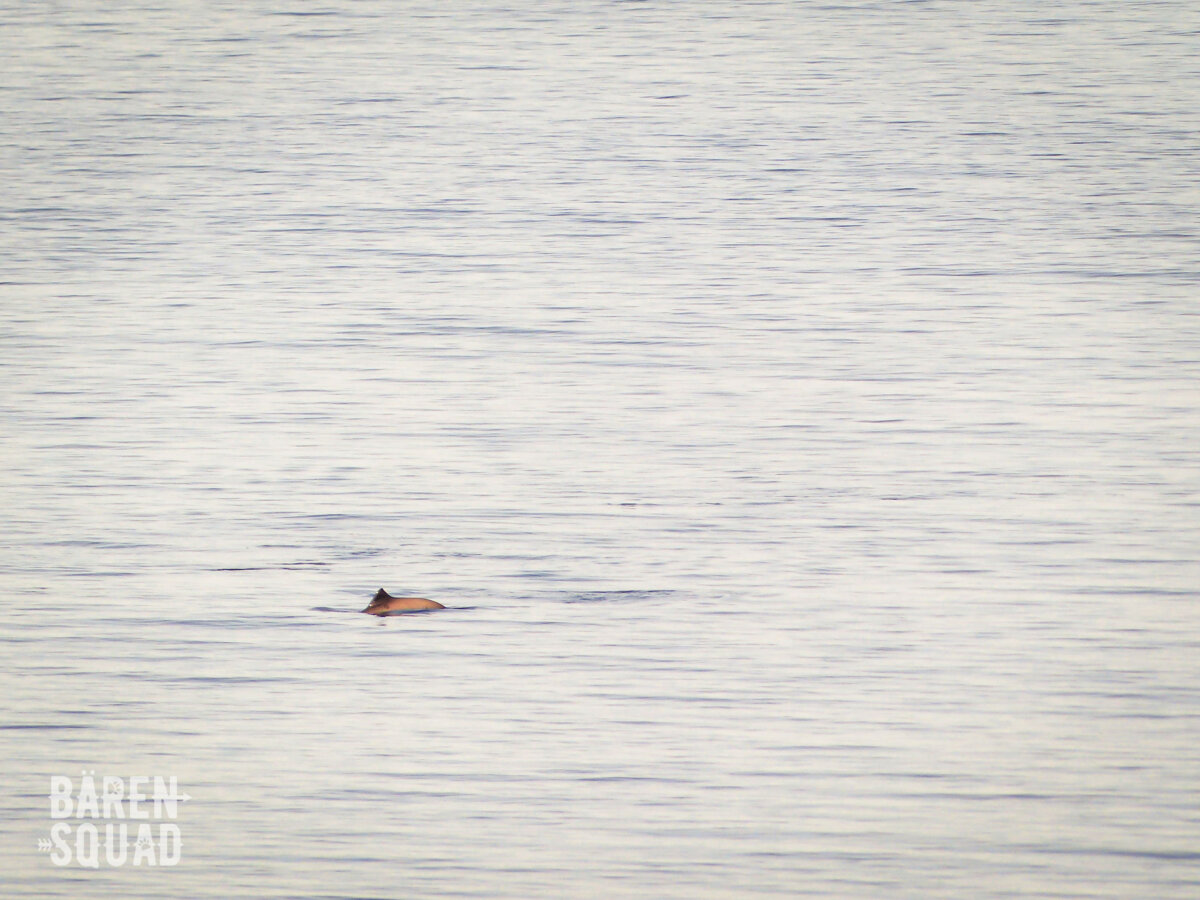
(361, 588), (445, 615)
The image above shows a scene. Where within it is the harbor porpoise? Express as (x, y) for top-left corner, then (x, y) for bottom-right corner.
(361, 588), (445, 615)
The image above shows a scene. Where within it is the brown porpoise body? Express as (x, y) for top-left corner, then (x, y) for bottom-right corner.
(361, 588), (445, 615)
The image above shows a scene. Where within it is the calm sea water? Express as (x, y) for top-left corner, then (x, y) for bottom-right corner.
(3, 1), (1199, 897)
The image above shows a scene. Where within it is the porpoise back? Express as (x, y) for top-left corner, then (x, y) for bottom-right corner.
(361, 588), (445, 615)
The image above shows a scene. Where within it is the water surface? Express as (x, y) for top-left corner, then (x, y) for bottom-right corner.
(2, 1), (1199, 897)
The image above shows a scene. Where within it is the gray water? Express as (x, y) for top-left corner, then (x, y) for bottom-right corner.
(2, 1), (1199, 897)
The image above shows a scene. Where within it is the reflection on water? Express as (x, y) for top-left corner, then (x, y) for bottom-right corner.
(2, 0), (1199, 897)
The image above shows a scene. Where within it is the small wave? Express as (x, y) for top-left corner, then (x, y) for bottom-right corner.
(561, 590), (674, 604)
